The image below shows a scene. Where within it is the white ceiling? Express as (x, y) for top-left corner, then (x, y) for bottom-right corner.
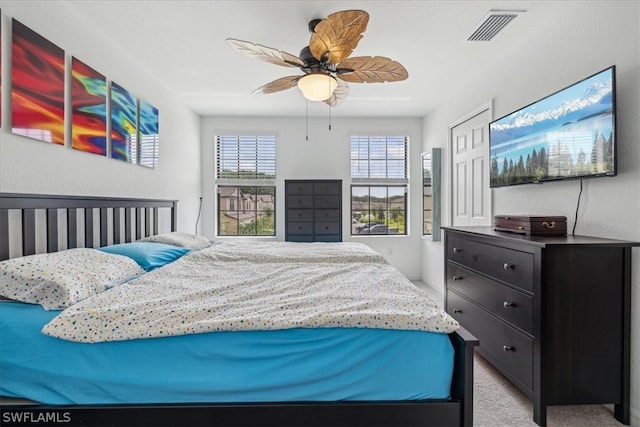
(61, 0), (588, 118)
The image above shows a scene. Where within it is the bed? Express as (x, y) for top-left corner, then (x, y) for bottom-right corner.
(0, 193), (478, 427)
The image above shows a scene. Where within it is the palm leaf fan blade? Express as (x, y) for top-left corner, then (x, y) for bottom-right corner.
(226, 38), (304, 68)
(337, 56), (409, 83)
(324, 79), (350, 107)
(309, 10), (369, 64)
(252, 76), (301, 95)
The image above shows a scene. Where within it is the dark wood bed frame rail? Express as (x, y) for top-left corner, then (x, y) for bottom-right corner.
(0, 193), (478, 427)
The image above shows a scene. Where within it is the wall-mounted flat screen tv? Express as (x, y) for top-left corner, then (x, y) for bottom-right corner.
(489, 66), (616, 188)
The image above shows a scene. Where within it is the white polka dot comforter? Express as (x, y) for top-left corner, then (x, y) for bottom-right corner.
(42, 242), (459, 343)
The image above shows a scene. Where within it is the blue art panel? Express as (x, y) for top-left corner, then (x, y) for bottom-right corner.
(110, 82), (137, 163)
(71, 57), (107, 156)
(138, 98), (159, 168)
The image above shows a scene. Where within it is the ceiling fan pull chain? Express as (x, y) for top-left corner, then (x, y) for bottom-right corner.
(328, 105), (332, 131)
(306, 100), (309, 141)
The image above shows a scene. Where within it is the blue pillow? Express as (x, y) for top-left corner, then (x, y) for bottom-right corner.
(99, 242), (190, 271)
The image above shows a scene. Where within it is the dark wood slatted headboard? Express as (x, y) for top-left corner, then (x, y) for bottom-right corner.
(0, 193), (178, 261)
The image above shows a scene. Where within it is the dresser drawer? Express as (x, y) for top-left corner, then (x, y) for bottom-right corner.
(314, 195), (341, 208)
(315, 209), (340, 222)
(315, 222), (340, 235)
(286, 182), (314, 195)
(447, 235), (534, 291)
(287, 222), (313, 235)
(285, 180), (342, 243)
(288, 209), (314, 221)
(314, 181), (341, 195)
(447, 289), (533, 391)
(287, 195), (313, 209)
(447, 262), (533, 334)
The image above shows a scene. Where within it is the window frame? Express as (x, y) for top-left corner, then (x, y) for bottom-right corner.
(422, 148), (441, 241)
(350, 184), (407, 236)
(349, 135), (409, 236)
(215, 135), (276, 237)
(216, 185), (276, 237)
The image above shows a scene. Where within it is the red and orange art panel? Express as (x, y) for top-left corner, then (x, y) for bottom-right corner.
(71, 57), (107, 156)
(11, 19), (65, 145)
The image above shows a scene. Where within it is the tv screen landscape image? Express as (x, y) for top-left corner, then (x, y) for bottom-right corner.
(489, 66), (616, 187)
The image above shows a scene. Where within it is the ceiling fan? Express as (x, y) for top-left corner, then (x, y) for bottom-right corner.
(226, 9), (409, 107)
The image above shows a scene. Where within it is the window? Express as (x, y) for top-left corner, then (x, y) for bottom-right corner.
(422, 148), (441, 240)
(423, 154), (433, 235)
(350, 136), (408, 235)
(216, 135), (276, 236)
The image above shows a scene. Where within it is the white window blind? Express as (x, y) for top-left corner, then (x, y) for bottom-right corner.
(216, 135), (276, 183)
(350, 135), (408, 184)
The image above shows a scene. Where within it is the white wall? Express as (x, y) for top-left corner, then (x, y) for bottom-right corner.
(201, 116), (424, 278)
(421, 1), (640, 424)
(0, 2), (201, 233)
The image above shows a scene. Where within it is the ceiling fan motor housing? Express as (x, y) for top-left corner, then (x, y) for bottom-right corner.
(299, 46), (335, 75)
(308, 18), (322, 33)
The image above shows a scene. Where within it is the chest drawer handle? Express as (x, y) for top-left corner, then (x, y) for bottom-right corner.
(452, 276), (463, 281)
(503, 345), (515, 352)
(503, 301), (515, 308)
(503, 263), (514, 270)
(453, 247), (462, 254)
(453, 309), (462, 314)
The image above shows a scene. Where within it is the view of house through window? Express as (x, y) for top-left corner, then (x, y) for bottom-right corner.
(350, 136), (408, 235)
(217, 186), (275, 236)
(215, 135), (276, 236)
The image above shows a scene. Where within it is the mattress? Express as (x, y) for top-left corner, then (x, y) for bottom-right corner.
(0, 301), (455, 405)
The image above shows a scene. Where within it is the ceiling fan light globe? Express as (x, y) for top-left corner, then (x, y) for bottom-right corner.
(298, 73), (338, 101)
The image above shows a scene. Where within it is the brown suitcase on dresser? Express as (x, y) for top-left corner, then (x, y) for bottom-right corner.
(494, 215), (567, 236)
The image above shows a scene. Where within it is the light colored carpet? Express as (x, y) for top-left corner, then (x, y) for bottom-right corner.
(412, 282), (628, 427)
(474, 352), (625, 427)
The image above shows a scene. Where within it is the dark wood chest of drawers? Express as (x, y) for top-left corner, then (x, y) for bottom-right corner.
(285, 180), (342, 242)
(443, 226), (637, 426)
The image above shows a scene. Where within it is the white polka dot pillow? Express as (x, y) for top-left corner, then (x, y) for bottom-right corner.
(0, 248), (145, 310)
(139, 232), (211, 251)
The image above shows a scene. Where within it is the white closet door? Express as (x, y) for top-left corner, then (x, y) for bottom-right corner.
(450, 106), (491, 226)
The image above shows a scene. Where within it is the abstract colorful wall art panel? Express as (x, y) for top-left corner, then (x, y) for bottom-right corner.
(11, 19), (65, 145)
(110, 81), (138, 163)
(138, 99), (159, 168)
(0, 12), (3, 128)
(71, 57), (107, 156)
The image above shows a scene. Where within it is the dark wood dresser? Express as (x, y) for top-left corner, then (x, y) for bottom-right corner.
(285, 180), (342, 242)
(443, 226), (638, 426)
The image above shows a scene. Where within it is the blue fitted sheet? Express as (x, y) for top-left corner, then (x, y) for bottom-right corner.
(0, 301), (454, 405)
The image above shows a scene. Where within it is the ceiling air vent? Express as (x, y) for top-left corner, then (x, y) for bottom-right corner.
(467, 10), (525, 42)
